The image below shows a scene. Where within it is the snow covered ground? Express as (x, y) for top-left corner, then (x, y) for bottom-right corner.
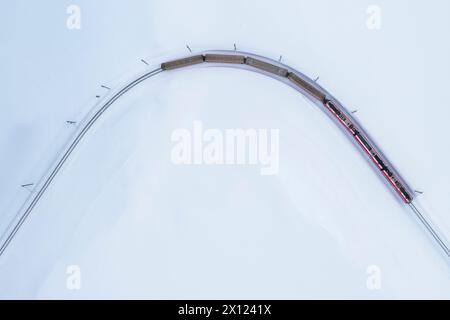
(0, 0), (449, 299)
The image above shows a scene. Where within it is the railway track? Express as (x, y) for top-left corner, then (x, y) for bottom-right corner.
(1, 50), (449, 259)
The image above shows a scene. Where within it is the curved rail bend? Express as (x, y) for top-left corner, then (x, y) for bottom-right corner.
(1, 50), (449, 259)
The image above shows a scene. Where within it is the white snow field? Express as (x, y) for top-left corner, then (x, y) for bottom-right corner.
(0, 0), (449, 299)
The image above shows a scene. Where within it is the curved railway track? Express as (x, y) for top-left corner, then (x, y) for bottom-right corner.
(1, 50), (449, 259)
